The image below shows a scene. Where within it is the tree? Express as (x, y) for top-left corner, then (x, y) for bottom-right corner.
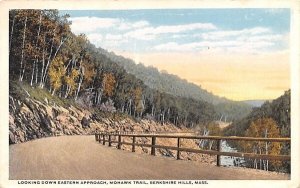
(64, 68), (80, 98)
(48, 56), (66, 95)
(9, 9), (217, 130)
(244, 118), (281, 171)
(133, 87), (144, 117)
(102, 73), (116, 98)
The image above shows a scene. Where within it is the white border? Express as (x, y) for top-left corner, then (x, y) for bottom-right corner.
(0, 0), (299, 188)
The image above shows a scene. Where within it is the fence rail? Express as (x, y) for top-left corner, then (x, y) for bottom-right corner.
(94, 131), (291, 166)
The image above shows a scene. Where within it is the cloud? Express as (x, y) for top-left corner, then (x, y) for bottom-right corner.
(87, 33), (103, 47)
(152, 39), (275, 53)
(69, 17), (120, 34)
(69, 17), (150, 34)
(118, 20), (150, 30)
(201, 27), (271, 40)
(105, 34), (123, 41)
(103, 34), (128, 49)
(124, 23), (217, 40)
(70, 17), (287, 55)
(152, 27), (286, 54)
(87, 33), (128, 49)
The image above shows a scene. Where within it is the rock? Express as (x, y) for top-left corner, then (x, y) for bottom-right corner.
(81, 117), (90, 128)
(18, 131), (25, 142)
(44, 97), (48, 105)
(8, 95), (216, 165)
(9, 132), (16, 144)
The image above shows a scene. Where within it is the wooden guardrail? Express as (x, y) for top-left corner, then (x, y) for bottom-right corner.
(94, 131), (291, 166)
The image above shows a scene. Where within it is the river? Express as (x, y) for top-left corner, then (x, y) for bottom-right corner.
(220, 140), (245, 167)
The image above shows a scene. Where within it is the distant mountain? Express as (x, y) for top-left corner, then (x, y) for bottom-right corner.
(242, 100), (269, 107)
(97, 50), (226, 104)
(97, 49), (253, 121)
(224, 90), (290, 137)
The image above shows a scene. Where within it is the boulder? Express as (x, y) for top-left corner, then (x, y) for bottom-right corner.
(81, 116), (90, 128)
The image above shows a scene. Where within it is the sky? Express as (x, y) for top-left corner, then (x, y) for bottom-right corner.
(60, 9), (290, 101)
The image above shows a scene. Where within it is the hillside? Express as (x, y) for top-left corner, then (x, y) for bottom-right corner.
(10, 81), (220, 165)
(224, 90), (290, 137)
(222, 90), (290, 172)
(9, 9), (216, 131)
(98, 50), (252, 121)
(242, 100), (269, 107)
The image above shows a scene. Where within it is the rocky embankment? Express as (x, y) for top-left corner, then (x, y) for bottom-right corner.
(9, 95), (215, 164)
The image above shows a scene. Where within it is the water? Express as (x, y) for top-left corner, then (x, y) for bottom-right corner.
(220, 140), (245, 167)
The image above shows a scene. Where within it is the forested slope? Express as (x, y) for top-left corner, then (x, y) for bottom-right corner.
(9, 10), (216, 128)
(98, 50), (252, 121)
(223, 90), (290, 172)
(224, 90), (290, 137)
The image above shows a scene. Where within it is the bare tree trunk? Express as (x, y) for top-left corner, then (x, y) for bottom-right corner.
(209, 140), (214, 150)
(51, 38), (66, 61)
(259, 148), (262, 170)
(40, 48), (45, 86)
(64, 85), (70, 98)
(265, 129), (269, 171)
(128, 99), (132, 115)
(40, 38), (54, 88)
(42, 37), (65, 87)
(219, 114), (223, 121)
(33, 11), (42, 85)
(151, 105), (155, 116)
(184, 114), (187, 126)
(75, 75), (83, 100)
(163, 110), (166, 124)
(9, 13), (15, 53)
(36, 11), (42, 39)
(30, 60), (36, 86)
(20, 63), (27, 81)
(253, 148), (258, 169)
(35, 60), (38, 84)
(52, 88), (55, 96)
(121, 104), (125, 113)
(19, 16), (27, 81)
(96, 89), (102, 105)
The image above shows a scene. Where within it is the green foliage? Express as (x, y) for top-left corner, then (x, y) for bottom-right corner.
(224, 90), (290, 137)
(100, 51), (252, 121)
(102, 73), (116, 97)
(243, 118), (282, 171)
(207, 122), (222, 136)
(224, 92), (290, 172)
(48, 56), (66, 94)
(10, 80), (75, 107)
(64, 68), (80, 96)
(9, 9), (217, 128)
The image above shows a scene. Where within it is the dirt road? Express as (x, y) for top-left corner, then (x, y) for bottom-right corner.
(9, 135), (289, 180)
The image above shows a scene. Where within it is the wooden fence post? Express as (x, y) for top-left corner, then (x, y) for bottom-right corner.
(118, 135), (121, 149)
(177, 137), (181, 160)
(132, 136), (136, 152)
(95, 134), (97, 141)
(217, 139), (222, 166)
(102, 134), (106, 145)
(151, 136), (156, 156)
(108, 134), (111, 147)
